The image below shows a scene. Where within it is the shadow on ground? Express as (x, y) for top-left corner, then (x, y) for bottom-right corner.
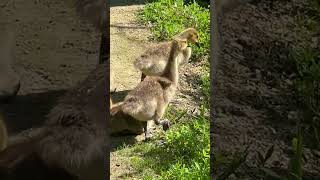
(110, 0), (146, 7)
(111, 89), (130, 103)
(110, 135), (140, 151)
(110, 90), (145, 151)
(0, 90), (66, 134)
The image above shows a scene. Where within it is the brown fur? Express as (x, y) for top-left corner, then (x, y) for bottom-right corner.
(0, 1), (108, 177)
(0, 62), (108, 179)
(134, 28), (197, 81)
(0, 59), (146, 178)
(110, 112), (145, 135)
(173, 28), (199, 43)
(111, 39), (187, 137)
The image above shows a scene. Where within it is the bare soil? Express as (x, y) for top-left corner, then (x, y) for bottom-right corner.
(109, 5), (150, 179)
(214, 0), (320, 178)
(0, 0), (100, 134)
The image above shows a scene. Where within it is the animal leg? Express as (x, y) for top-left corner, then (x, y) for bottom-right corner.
(142, 122), (152, 140)
(140, 73), (146, 82)
(110, 102), (123, 116)
(154, 103), (171, 131)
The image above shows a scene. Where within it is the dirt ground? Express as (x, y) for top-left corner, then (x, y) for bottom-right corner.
(108, 2), (208, 178)
(0, 0), (100, 133)
(109, 4), (149, 179)
(214, 0), (320, 178)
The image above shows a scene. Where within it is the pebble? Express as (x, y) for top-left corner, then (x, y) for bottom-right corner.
(287, 111), (298, 121)
(255, 69), (262, 80)
(270, 127), (277, 135)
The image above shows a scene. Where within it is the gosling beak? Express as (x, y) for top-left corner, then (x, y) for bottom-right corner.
(195, 42), (200, 48)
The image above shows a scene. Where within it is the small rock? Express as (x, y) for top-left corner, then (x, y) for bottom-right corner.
(287, 111), (298, 121)
(311, 37), (318, 48)
(289, 73), (296, 79)
(255, 69), (262, 80)
(270, 127), (277, 134)
(272, 160), (281, 167)
(311, 149), (320, 158)
(228, 174), (237, 180)
(231, 42), (243, 51)
(157, 139), (165, 146)
(192, 108), (201, 116)
(267, 71), (272, 78)
(284, 79), (292, 86)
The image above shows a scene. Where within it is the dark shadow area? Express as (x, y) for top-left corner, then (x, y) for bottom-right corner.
(110, 90), (145, 151)
(110, 135), (139, 151)
(0, 90), (66, 134)
(0, 153), (77, 180)
(111, 89), (130, 103)
(110, 0), (146, 7)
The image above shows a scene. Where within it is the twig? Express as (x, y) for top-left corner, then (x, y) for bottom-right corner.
(112, 87), (117, 93)
(174, 110), (188, 122)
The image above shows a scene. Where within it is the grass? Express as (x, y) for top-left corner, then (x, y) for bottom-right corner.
(282, 0), (320, 178)
(113, 1), (211, 179)
(117, 107), (210, 179)
(246, 0), (320, 178)
(290, 4), (320, 149)
(139, 0), (211, 101)
(138, 0), (210, 60)
(258, 129), (304, 179)
(213, 146), (250, 180)
(288, 129), (303, 180)
(290, 47), (320, 151)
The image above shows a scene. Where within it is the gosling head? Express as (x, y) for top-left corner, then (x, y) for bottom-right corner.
(175, 28), (200, 47)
